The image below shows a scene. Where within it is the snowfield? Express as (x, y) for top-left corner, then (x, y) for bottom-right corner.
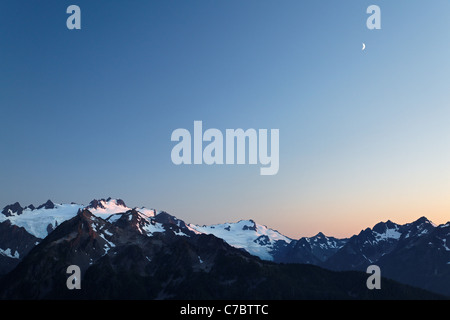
(0, 203), (83, 239)
(190, 220), (292, 261)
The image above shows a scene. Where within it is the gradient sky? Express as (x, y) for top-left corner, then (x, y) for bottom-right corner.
(1, 0), (449, 238)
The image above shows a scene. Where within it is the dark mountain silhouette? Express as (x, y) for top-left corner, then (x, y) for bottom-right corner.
(0, 208), (444, 300)
(0, 199), (448, 298)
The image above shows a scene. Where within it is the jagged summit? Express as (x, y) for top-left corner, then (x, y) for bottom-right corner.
(410, 216), (433, 226)
(1, 202), (23, 217)
(36, 200), (55, 210)
(86, 198), (127, 210)
(372, 220), (398, 232)
(313, 232), (326, 238)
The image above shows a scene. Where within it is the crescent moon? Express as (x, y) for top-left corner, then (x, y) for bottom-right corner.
(362, 43), (366, 50)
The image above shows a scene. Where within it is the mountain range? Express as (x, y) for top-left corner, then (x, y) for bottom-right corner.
(0, 198), (448, 299)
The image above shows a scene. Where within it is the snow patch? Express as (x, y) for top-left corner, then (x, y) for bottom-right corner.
(141, 222), (165, 236)
(0, 248), (19, 259)
(99, 233), (116, 256)
(442, 239), (450, 251)
(173, 229), (189, 237)
(106, 214), (122, 224)
(373, 227), (402, 241)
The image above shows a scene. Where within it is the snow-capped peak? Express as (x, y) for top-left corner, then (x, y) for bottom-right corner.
(188, 219), (292, 261)
(371, 220), (402, 241)
(86, 198), (129, 216)
(403, 216), (436, 239)
(0, 197), (167, 242)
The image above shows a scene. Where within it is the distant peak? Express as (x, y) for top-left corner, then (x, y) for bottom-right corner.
(373, 220), (399, 234)
(1, 202), (24, 217)
(414, 216), (432, 225)
(36, 200), (55, 210)
(116, 199), (126, 207)
(315, 232), (326, 238)
(87, 199), (106, 209)
(87, 198), (127, 210)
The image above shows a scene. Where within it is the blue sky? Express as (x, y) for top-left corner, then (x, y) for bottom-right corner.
(1, 1), (449, 238)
